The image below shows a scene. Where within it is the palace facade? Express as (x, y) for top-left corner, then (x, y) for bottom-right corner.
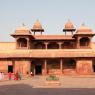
(0, 20), (95, 75)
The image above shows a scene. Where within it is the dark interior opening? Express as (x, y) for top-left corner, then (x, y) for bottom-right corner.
(35, 65), (42, 75)
(93, 65), (95, 72)
(8, 65), (13, 73)
(80, 37), (90, 47)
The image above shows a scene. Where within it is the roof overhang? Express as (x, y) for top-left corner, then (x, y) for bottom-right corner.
(0, 49), (94, 58)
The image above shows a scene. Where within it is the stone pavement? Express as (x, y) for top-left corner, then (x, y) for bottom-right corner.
(1, 75), (95, 95)
(1, 75), (95, 88)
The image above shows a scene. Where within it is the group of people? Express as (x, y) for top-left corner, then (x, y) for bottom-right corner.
(8, 72), (22, 80)
(0, 71), (34, 81)
(0, 72), (4, 80)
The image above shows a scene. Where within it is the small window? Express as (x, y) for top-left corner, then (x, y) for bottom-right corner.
(17, 38), (27, 48)
(80, 37), (90, 47)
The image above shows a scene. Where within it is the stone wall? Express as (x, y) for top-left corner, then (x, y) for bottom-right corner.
(47, 62), (61, 75)
(0, 60), (13, 74)
(0, 59), (31, 75)
(0, 58), (94, 76)
(14, 60), (30, 75)
(76, 59), (93, 74)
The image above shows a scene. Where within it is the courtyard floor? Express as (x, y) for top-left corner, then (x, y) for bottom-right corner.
(0, 75), (95, 95)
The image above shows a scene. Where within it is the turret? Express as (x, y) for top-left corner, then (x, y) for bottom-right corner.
(31, 20), (44, 35)
(63, 20), (76, 35)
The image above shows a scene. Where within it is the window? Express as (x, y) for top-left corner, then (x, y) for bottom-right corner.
(80, 37), (90, 47)
(17, 38), (27, 48)
(48, 42), (59, 49)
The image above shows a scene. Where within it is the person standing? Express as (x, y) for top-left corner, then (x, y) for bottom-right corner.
(18, 72), (22, 80)
(1, 72), (4, 80)
(15, 72), (18, 80)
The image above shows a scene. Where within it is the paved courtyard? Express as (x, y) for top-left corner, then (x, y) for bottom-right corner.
(0, 75), (95, 95)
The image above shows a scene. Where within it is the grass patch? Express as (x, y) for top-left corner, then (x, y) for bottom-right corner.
(46, 75), (59, 81)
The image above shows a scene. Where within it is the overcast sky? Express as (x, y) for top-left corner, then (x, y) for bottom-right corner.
(0, 0), (95, 41)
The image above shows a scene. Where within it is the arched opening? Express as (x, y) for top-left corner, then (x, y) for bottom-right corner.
(80, 37), (90, 47)
(17, 38), (27, 48)
(47, 59), (60, 74)
(63, 59), (76, 69)
(34, 42), (45, 49)
(93, 59), (95, 73)
(61, 41), (74, 49)
(47, 42), (59, 49)
(31, 59), (44, 75)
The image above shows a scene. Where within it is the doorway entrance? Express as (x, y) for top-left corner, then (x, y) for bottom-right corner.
(8, 65), (13, 73)
(93, 64), (95, 72)
(35, 65), (42, 75)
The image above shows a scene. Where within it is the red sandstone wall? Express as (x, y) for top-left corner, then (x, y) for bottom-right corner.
(0, 42), (15, 50)
(76, 59), (93, 74)
(14, 60), (30, 75)
(0, 60), (13, 74)
(47, 63), (61, 75)
(0, 60), (30, 75)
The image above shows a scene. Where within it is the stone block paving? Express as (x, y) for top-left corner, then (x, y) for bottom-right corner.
(1, 75), (95, 88)
(1, 75), (95, 95)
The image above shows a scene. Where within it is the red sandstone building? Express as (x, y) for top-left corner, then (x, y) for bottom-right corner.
(0, 20), (95, 75)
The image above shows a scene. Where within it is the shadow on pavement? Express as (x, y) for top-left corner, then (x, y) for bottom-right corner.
(0, 84), (95, 95)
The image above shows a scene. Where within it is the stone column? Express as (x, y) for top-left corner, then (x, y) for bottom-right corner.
(58, 42), (62, 49)
(44, 59), (47, 75)
(16, 39), (18, 49)
(76, 37), (80, 48)
(34, 66), (36, 76)
(45, 42), (48, 49)
(88, 37), (91, 48)
(60, 59), (63, 74)
(27, 38), (30, 49)
(27, 61), (31, 74)
(12, 60), (15, 74)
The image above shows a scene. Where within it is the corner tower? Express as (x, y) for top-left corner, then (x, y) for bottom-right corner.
(11, 24), (31, 49)
(73, 23), (95, 48)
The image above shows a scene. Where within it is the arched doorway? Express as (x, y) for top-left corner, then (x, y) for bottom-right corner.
(8, 65), (13, 73)
(47, 59), (60, 75)
(31, 59), (44, 75)
(61, 41), (75, 49)
(80, 37), (90, 48)
(64, 58), (76, 69)
(34, 42), (45, 49)
(63, 58), (76, 74)
(17, 38), (27, 48)
(35, 65), (42, 75)
(47, 42), (59, 49)
(93, 59), (95, 72)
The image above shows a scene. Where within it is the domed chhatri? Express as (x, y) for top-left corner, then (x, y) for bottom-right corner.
(15, 24), (31, 35)
(31, 20), (44, 35)
(77, 23), (92, 31)
(73, 23), (95, 36)
(63, 20), (76, 31)
(63, 20), (76, 35)
(75, 23), (93, 35)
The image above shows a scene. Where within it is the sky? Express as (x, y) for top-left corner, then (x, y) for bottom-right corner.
(0, 0), (95, 41)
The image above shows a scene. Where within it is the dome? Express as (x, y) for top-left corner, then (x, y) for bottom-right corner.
(75, 23), (93, 35)
(77, 23), (91, 31)
(15, 25), (31, 35)
(16, 26), (29, 31)
(31, 20), (44, 32)
(64, 20), (75, 30)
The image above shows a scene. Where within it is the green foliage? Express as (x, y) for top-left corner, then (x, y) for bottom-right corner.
(46, 75), (59, 81)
